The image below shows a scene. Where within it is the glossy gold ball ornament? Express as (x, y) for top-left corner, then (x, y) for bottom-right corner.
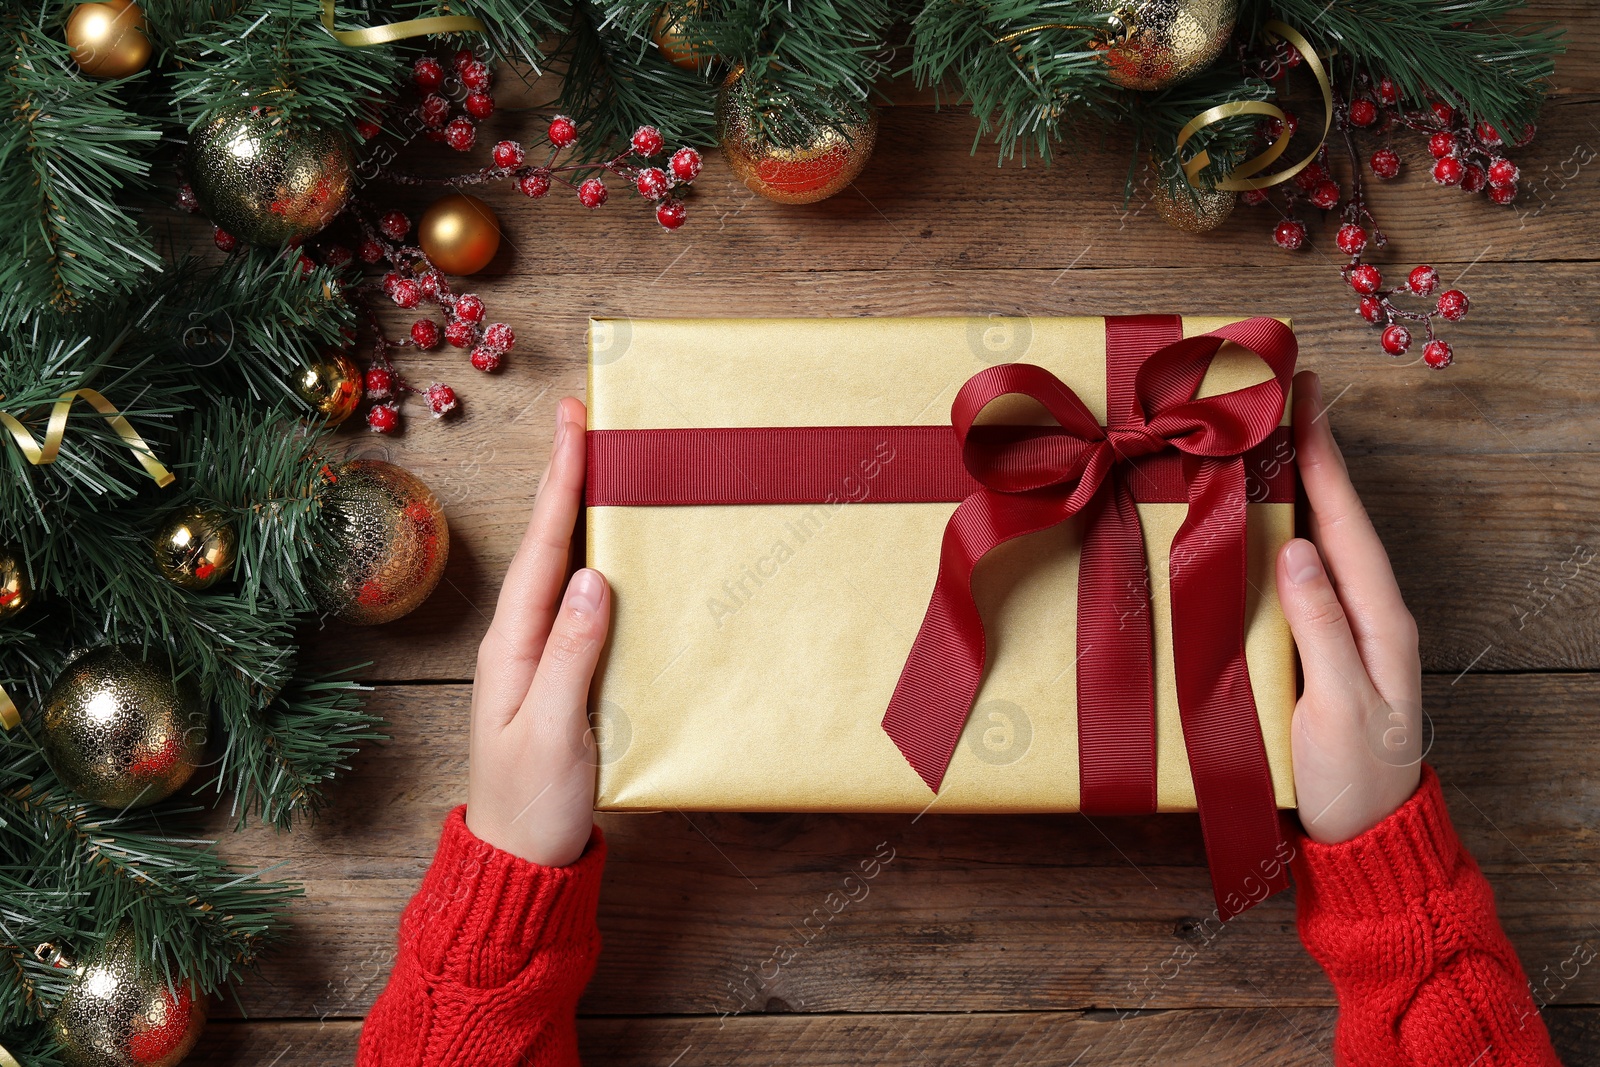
(40, 647), (208, 810)
(1092, 0), (1239, 90)
(188, 106), (353, 247)
(651, 3), (709, 69)
(0, 546), (31, 621)
(66, 0), (151, 79)
(418, 193), (501, 276)
(152, 507), (237, 590)
(312, 460), (449, 625)
(296, 349), (363, 425)
(716, 67), (878, 205)
(1153, 181), (1235, 233)
(46, 925), (206, 1067)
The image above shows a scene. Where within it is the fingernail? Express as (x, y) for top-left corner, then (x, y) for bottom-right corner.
(1285, 540), (1323, 586)
(567, 568), (603, 613)
(554, 416), (568, 450)
(1307, 372), (1322, 407)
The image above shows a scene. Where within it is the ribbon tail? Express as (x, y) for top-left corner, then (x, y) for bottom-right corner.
(1075, 472), (1157, 814)
(1171, 456), (1289, 920)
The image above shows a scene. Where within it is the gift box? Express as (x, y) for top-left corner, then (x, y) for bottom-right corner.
(586, 314), (1300, 916)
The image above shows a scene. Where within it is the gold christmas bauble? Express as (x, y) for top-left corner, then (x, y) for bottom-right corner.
(651, 3), (709, 70)
(418, 193), (501, 276)
(40, 647), (207, 809)
(188, 106), (353, 247)
(1153, 181), (1235, 233)
(0, 546), (31, 621)
(1092, 0), (1239, 90)
(716, 67), (878, 205)
(66, 0), (151, 80)
(296, 349), (363, 425)
(152, 507), (237, 590)
(48, 925), (206, 1067)
(312, 460), (449, 625)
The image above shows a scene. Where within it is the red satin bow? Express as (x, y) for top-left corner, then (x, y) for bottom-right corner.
(881, 316), (1297, 919)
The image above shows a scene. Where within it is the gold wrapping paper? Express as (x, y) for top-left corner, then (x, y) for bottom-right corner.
(587, 316), (1296, 814)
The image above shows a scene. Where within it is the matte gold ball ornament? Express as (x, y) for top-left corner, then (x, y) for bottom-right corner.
(1091, 0), (1240, 90)
(295, 349), (363, 425)
(651, 3), (709, 70)
(40, 647), (208, 810)
(152, 507), (237, 590)
(417, 193), (501, 276)
(43, 925), (206, 1067)
(65, 0), (151, 79)
(188, 106), (353, 246)
(312, 460), (449, 625)
(0, 546), (31, 621)
(1153, 181), (1235, 233)
(716, 67), (878, 205)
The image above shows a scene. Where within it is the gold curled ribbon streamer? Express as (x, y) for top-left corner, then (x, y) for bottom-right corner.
(1177, 20), (1333, 192)
(0, 687), (15, 731)
(0, 1040), (21, 1067)
(320, 0), (485, 46)
(0, 388), (174, 488)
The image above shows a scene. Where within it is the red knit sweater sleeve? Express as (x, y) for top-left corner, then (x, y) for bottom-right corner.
(1293, 765), (1561, 1066)
(357, 806), (606, 1067)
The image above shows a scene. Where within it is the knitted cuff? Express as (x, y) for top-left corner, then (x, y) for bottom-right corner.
(401, 806), (605, 989)
(1292, 765), (1464, 921)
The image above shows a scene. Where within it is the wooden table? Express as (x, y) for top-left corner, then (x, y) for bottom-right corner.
(193, 10), (1600, 1062)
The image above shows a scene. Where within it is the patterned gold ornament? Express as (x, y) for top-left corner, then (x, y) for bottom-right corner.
(45, 925), (206, 1067)
(418, 192), (501, 276)
(651, 3), (709, 69)
(716, 67), (878, 205)
(1092, 0), (1239, 90)
(295, 349), (363, 425)
(188, 106), (353, 247)
(152, 507), (237, 590)
(312, 460), (449, 625)
(1153, 180), (1235, 233)
(0, 546), (31, 621)
(66, 0), (151, 79)
(40, 647), (207, 809)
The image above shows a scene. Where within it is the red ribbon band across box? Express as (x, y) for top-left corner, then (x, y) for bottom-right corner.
(587, 314), (1299, 919)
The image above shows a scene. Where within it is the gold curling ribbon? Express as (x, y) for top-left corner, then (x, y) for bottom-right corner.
(321, 0), (485, 46)
(0, 388), (174, 488)
(1176, 20), (1333, 192)
(0, 687), (14, 730)
(0, 1040), (21, 1067)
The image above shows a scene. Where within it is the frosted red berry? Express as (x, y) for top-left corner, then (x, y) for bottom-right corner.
(1487, 158), (1519, 186)
(1377, 77), (1398, 105)
(518, 171), (551, 198)
(296, 254), (316, 274)
(1408, 265), (1439, 295)
(1370, 148), (1401, 179)
(322, 244), (352, 268)
(1272, 219), (1306, 250)
(1488, 183), (1517, 205)
(656, 197), (687, 230)
(1380, 324), (1412, 355)
(1239, 188), (1269, 206)
(635, 167), (670, 200)
(213, 227), (237, 252)
(578, 177), (608, 208)
(364, 366), (394, 401)
(1431, 101), (1456, 125)
(464, 91), (495, 120)
(670, 146), (703, 182)
(1474, 121), (1502, 147)
(417, 270), (442, 298)
(413, 57), (444, 91)
(1348, 99), (1378, 127)
(426, 382), (459, 417)
(391, 279), (421, 309)
(419, 94), (450, 130)
(381, 271), (401, 294)
(367, 403), (400, 434)
(632, 125), (665, 156)
(493, 140), (524, 169)
(1436, 289), (1470, 321)
(482, 322), (515, 350)
(1461, 164), (1487, 193)
(1294, 161), (1328, 191)
(1309, 180), (1341, 210)
(549, 115), (578, 148)
(1423, 340), (1453, 369)
(1513, 123), (1537, 147)
(380, 211), (410, 241)
(444, 319), (477, 348)
(1336, 224), (1368, 255)
(1349, 264), (1382, 295)
(1428, 132), (1458, 159)
(460, 60), (491, 92)
(1358, 296), (1384, 324)
(453, 294), (485, 323)
(453, 48), (475, 71)
(1264, 110), (1297, 139)
(444, 117), (476, 152)
(356, 119), (381, 141)
(411, 319), (441, 349)
(178, 182), (198, 213)
(1432, 157), (1464, 186)
(470, 345), (503, 372)
(358, 238), (385, 264)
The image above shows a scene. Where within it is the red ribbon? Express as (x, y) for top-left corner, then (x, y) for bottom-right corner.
(586, 315), (1298, 919)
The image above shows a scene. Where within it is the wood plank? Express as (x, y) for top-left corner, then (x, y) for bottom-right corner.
(188, 1007), (1600, 1066)
(205, 673), (1600, 1019)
